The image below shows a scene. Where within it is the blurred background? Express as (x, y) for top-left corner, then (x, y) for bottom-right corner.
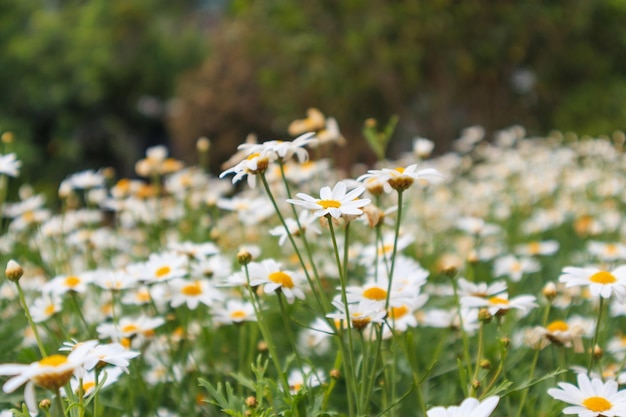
(2, 0), (626, 186)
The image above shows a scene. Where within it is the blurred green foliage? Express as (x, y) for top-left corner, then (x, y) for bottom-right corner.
(0, 0), (207, 186)
(2, 0), (626, 181)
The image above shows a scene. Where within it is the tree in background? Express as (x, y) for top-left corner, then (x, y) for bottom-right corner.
(0, 0), (208, 186)
(170, 0), (626, 167)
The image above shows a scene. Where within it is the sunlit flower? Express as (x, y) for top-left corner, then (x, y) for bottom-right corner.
(286, 181), (370, 219)
(248, 259), (305, 303)
(559, 266), (626, 301)
(427, 395), (499, 417)
(548, 373), (626, 417)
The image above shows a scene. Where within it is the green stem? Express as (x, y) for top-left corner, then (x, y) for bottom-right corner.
(242, 264), (291, 393)
(327, 217), (357, 417)
(515, 301), (551, 417)
(470, 321), (485, 397)
(277, 293), (308, 384)
(15, 281), (47, 357)
(588, 297), (606, 374)
(54, 388), (66, 417)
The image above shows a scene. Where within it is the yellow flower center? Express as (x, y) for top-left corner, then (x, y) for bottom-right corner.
(136, 291), (151, 303)
(378, 244), (393, 256)
(318, 199), (341, 209)
(121, 324), (139, 334)
(230, 310), (247, 320)
(39, 355), (68, 367)
(394, 167), (405, 173)
(363, 287), (387, 301)
(390, 305), (409, 319)
(606, 244), (618, 256)
(590, 271), (617, 284)
(582, 396), (612, 412)
(269, 271), (295, 289)
(155, 266), (171, 278)
(546, 320), (569, 333)
(528, 241), (541, 255)
(65, 276), (81, 288)
(488, 296), (509, 305)
(511, 261), (522, 272)
(182, 281), (203, 296)
(82, 381), (96, 393)
(45, 304), (56, 316)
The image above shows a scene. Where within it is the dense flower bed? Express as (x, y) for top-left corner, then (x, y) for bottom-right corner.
(0, 120), (626, 417)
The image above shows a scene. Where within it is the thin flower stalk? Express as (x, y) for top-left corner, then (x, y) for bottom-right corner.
(242, 263), (291, 394)
(515, 300), (552, 417)
(588, 297), (606, 375)
(326, 217), (358, 417)
(15, 280), (47, 357)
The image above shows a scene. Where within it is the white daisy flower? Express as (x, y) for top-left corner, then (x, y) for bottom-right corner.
(0, 339), (98, 398)
(138, 252), (188, 284)
(219, 150), (274, 188)
(213, 299), (257, 325)
(358, 164), (444, 192)
(168, 278), (223, 310)
(30, 293), (63, 323)
(559, 266), (626, 301)
(0, 153), (21, 177)
(493, 254), (540, 282)
(286, 181), (370, 219)
(515, 239), (560, 256)
(248, 259), (305, 303)
(43, 272), (92, 295)
(461, 292), (538, 317)
(548, 373), (626, 416)
(427, 396), (499, 417)
(326, 300), (386, 331)
(96, 315), (165, 341)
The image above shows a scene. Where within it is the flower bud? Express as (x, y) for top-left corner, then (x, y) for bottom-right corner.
(245, 396), (257, 408)
(237, 249), (252, 265)
(39, 399), (51, 411)
(543, 282), (557, 302)
(5, 259), (23, 282)
(330, 369), (341, 380)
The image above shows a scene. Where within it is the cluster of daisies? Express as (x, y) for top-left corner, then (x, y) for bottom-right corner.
(1, 115), (626, 416)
